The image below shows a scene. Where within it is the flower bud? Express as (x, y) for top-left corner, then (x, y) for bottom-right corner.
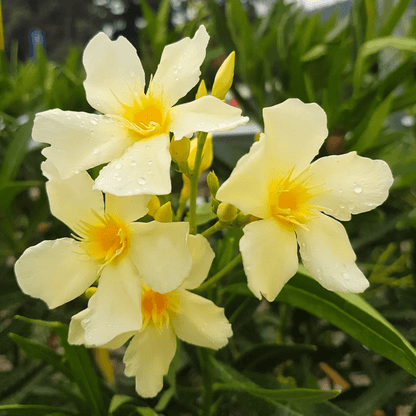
(154, 201), (173, 223)
(207, 171), (220, 197)
(188, 134), (213, 172)
(147, 195), (161, 217)
(170, 137), (190, 168)
(85, 287), (97, 299)
(212, 51), (235, 100)
(217, 202), (238, 223)
(196, 79), (208, 99)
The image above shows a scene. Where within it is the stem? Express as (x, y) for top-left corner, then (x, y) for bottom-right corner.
(197, 348), (213, 416)
(201, 221), (224, 238)
(196, 253), (242, 292)
(0, 0), (4, 52)
(174, 191), (189, 222)
(188, 131), (208, 234)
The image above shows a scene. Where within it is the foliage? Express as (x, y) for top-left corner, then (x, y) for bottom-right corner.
(1, 0), (416, 415)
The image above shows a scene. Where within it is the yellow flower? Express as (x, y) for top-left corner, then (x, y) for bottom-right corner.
(15, 165), (193, 346)
(32, 26), (248, 196)
(69, 235), (232, 398)
(216, 98), (394, 301)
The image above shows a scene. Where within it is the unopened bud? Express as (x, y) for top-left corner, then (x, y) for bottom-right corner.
(212, 51), (235, 100)
(188, 134), (213, 172)
(154, 201), (173, 223)
(170, 137), (190, 168)
(196, 80), (208, 99)
(147, 195), (161, 217)
(207, 171), (220, 197)
(217, 202), (238, 222)
(85, 287), (97, 299)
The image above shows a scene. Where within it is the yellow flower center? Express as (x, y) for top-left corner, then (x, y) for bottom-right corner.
(268, 167), (326, 228)
(75, 212), (130, 266)
(141, 285), (180, 329)
(121, 82), (169, 140)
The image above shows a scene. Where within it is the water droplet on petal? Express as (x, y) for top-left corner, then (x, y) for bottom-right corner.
(148, 159), (153, 165)
(93, 148), (100, 154)
(130, 160), (137, 166)
(76, 114), (81, 119)
(74, 169), (80, 174)
(138, 177), (146, 185)
(90, 119), (98, 125)
(115, 163), (123, 170)
(130, 71), (136, 77)
(353, 184), (362, 193)
(116, 177), (122, 182)
(342, 272), (350, 280)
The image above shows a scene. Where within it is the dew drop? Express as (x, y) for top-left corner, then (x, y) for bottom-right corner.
(130, 160), (137, 166)
(93, 148), (100, 154)
(138, 177), (146, 185)
(348, 203), (355, 210)
(339, 189), (343, 194)
(90, 119), (98, 125)
(116, 177), (122, 182)
(339, 204), (345, 209)
(316, 267), (322, 273)
(76, 114), (81, 119)
(342, 272), (350, 280)
(74, 169), (80, 174)
(148, 159), (153, 165)
(353, 184), (362, 194)
(130, 71), (136, 77)
(145, 145), (150, 150)
(115, 163), (123, 170)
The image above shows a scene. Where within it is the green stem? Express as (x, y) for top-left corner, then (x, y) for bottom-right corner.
(174, 191), (189, 222)
(196, 253), (242, 292)
(197, 348), (213, 416)
(201, 221), (224, 238)
(188, 131), (208, 234)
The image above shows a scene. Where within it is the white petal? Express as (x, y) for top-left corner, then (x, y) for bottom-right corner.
(69, 309), (135, 348)
(169, 96), (249, 139)
(124, 326), (176, 398)
(309, 152), (394, 221)
(263, 99), (328, 173)
(83, 32), (146, 115)
(82, 259), (143, 346)
(172, 289), (232, 349)
(46, 171), (104, 231)
(216, 135), (270, 218)
(14, 238), (98, 309)
(40, 159), (60, 181)
(105, 193), (151, 224)
(33, 110), (133, 179)
(129, 221), (192, 293)
(94, 134), (171, 196)
(296, 214), (369, 293)
(152, 25), (209, 107)
(180, 235), (215, 290)
(240, 219), (299, 301)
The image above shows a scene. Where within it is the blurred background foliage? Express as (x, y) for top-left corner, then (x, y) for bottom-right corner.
(1, 0), (416, 415)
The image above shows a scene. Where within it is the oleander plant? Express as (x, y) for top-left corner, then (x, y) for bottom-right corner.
(1, 1), (416, 415)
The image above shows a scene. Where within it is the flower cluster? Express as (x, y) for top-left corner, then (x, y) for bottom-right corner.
(14, 26), (393, 398)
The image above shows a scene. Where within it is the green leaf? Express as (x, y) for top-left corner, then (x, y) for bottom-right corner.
(108, 395), (135, 414)
(15, 316), (105, 416)
(211, 358), (340, 404)
(135, 408), (161, 416)
(195, 202), (217, 226)
(379, 0), (412, 37)
(9, 333), (72, 380)
(364, 0), (376, 41)
(0, 115), (34, 183)
(354, 91), (394, 153)
(301, 44), (327, 62)
(0, 405), (75, 416)
(353, 37), (416, 96)
(277, 272), (416, 377)
(0, 181), (42, 212)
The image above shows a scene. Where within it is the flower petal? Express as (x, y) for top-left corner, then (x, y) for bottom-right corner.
(14, 238), (98, 309)
(129, 221), (192, 293)
(152, 25), (209, 107)
(240, 219), (299, 301)
(172, 289), (232, 349)
(181, 235), (215, 290)
(46, 171), (104, 231)
(309, 152), (394, 221)
(263, 98), (328, 173)
(124, 326), (176, 398)
(169, 96), (249, 139)
(94, 133), (171, 196)
(33, 110), (133, 179)
(83, 32), (146, 115)
(296, 214), (369, 292)
(82, 259), (143, 346)
(105, 193), (151, 224)
(216, 134), (269, 218)
(69, 309), (135, 349)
